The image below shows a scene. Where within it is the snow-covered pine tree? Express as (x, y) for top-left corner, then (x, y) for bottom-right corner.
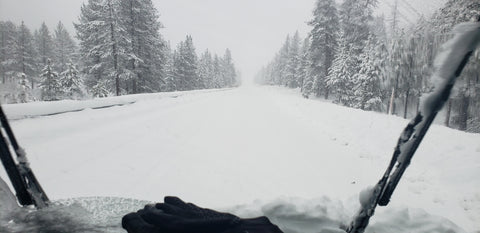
(222, 48), (237, 87)
(269, 54), (282, 86)
(212, 54), (223, 88)
(265, 61), (275, 86)
(387, 32), (423, 119)
(413, 16), (435, 92)
(352, 35), (383, 111)
(162, 42), (176, 92)
(75, 0), (121, 96)
(199, 50), (214, 89)
(53, 22), (77, 73)
(308, 0), (339, 98)
(301, 37), (315, 99)
(172, 43), (183, 89)
(277, 35), (291, 86)
(117, 0), (165, 94)
(430, 0), (480, 33)
(39, 59), (60, 101)
(402, 36), (423, 118)
(298, 37), (311, 94)
(390, 0), (400, 38)
(255, 59), (276, 86)
(370, 16), (390, 112)
(15, 22), (37, 90)
(60, 62), (83, 99)
(336, 0), (378, 101)
(386, 33), (400, 115)
(340, 0), (377, 54)
(91, 80), (110, 98)
(326, 31), (356, 106)
(301, 72), (314, 99)
(0, 21), (18, 84)
(35, 22), (54, 68)
(285, 31), (301, 89)
(173, 36), (199, 91)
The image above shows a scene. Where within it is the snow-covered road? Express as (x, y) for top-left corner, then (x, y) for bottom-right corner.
(2, 86), (480, 232)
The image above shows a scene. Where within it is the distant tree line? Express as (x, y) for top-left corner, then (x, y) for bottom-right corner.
(256, 0), (480, 133)
(0, 21), (79, 102)
(0, 0), (239, 103)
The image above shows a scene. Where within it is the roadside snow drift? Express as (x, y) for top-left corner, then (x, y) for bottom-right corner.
(1, 86), (479, 232)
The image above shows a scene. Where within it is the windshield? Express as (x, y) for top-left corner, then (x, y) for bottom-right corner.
(0, 0), (479, 233)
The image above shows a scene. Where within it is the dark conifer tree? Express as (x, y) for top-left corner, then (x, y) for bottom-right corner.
(16, 21), (37, 89)
(308, 0), (339, 98)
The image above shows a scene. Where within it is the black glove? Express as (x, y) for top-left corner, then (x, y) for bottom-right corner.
(122, 196), (283, 233)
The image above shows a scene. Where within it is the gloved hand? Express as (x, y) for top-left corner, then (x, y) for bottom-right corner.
(122, 196), (283, 233)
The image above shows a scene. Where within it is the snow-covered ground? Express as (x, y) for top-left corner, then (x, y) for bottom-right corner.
(1, 86), (479, 232)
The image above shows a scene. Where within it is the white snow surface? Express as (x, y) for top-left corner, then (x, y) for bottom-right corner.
(1, 86), (479, 232)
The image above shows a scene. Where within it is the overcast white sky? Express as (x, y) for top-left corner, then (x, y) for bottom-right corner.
(0, 0), (443, 83)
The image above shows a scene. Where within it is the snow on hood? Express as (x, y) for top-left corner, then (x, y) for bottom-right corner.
(0, 196), (466, 233)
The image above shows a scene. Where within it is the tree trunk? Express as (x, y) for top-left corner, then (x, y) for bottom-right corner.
(445, 99), (452, 127)
(115, 74), (120, 95)
(324, 65), (330, 100)
(132, 78), (137, 94)
(416, 96), (420, 114)
(300, 79), (304, 93)
(458, 94), (470, 131)
(111, 25), (119, 96)
(403, 89), (409, 119)
(108, 0), (120, 96)
(129, 0), (137, 94)
(388, 87), (395, 115)
(125, 81), (130, 94)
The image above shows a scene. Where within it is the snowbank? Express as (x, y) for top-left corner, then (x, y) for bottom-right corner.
(3, 88), (231, 120)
